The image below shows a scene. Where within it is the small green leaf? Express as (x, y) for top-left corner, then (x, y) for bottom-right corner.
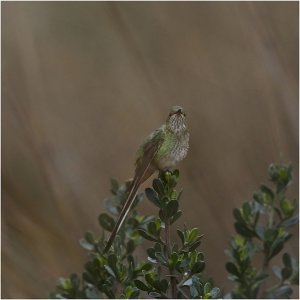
(190, 285), (199, 298)
(234, 222), (255, 238)
(160, 279), (168, 293)
(255, 225), (265, 240)
(183, 278), (193, 286)
(134, 280), (150, 292)
(188, 228), (199, 242)
(104, 265), (116, 278)
(107, 254), (118, 277)
(154, 242), (162, 253)
(124, 286), (140, 299)
(242, 202), (252, 218)
(99, 213), (115, 232)
(177, 229), (185, 245)
(159, 209), (166, 222)
(283, 253), (292, 269)
(226, 262), (239, 276)
(188, 239), (202, 252)
(170, 190), (177, 200)
(79, 238), (94, 251)
(105, 198), (119, 216)
(145, 188), (161, 208)
(233, 208), (244, 223)
(148, 221), (159, 236)
(169, 252), (178, 268)
(153, 178), (164, 195)
(204, 282), (212, 294)
(148, 257), (158, 264)
(173, 169), (179, 178)
(274, 207), (283, 220)
(145, 273), (155, 285)
(269, 241), (284, 260)
(280, 198), (295, 216)
(254, 211), (260, 225)
(270, 285), (293, 298)
(264, 228), (278, 242)
(170, 210), (182, 224)
(163, 171), (172, 184)
(254, 187), (273, 207)
(255, 272), (269, 283)
(156, 252), (167, 265)
(210, 287), (221, 298)
(191, 261), (205, 274)
(269, 163), (292, 186)
(272, 266), (282, 280)
(138, 262), (152, 272)
(260, 185), (274, 201)
(147, 248), (156, 259)
(137, 229), (158, 242)
(281, 215), (299, 228)
(84, 231), (94, 244)
(253, 191), (264, 205)
(58, 277), (71, 290)
(85, 286), (99, 298)
(148, 291), (161, 298)
(110, 178), (119, 195)
(163, 200), (179, 219)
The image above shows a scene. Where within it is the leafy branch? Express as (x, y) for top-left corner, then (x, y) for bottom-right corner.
(225, 163), (299, 299)
(135, 170), (220, 299)
(50, 163), (298, 299)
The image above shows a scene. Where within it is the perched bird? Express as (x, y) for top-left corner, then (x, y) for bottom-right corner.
(104, 105), (189, 253)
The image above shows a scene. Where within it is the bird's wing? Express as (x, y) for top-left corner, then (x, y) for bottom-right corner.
(134, 127), (165, 183)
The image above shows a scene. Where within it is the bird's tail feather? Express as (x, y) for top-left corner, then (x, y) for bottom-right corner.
(103, 177), (140, 253)
(103, 142), (161, 254)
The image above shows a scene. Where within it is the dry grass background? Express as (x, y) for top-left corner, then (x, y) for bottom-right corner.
(2, 2), (298, 298)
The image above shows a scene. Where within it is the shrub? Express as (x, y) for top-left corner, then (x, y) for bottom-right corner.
(50, 163), (298, 299)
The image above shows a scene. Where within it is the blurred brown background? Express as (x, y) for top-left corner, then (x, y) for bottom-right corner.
(2, 1), (298, 298)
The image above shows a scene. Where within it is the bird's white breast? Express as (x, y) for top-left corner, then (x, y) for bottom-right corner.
(157, 132), (189, 170)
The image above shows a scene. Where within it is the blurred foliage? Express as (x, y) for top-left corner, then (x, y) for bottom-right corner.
(226, 163), (299, 298)
(51, 164), (297, 299)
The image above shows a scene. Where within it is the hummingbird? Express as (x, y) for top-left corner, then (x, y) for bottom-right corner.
(104, 105), (189, 253)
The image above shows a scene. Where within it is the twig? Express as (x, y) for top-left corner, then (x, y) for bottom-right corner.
(257, 256), (269, 298)
(165, 219), (177, 298)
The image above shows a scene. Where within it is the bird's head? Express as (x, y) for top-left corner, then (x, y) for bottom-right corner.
(166, 105), (187, 134)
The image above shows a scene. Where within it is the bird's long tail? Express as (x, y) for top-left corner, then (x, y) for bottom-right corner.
(103, 139), (161, 254)
(103, 176), (141, 253)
